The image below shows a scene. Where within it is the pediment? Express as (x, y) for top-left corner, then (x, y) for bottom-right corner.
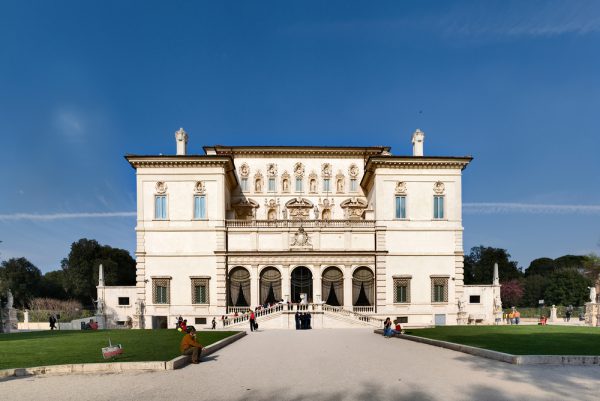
(340, 197), (368, 208)
(285, 197), (314, 209)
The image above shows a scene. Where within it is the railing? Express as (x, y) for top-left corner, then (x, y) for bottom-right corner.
(352, 306), (374, 314)
(228, 306), (251, 314)
(226, 219), (376, 228)
(323, 304), (384, 327)
(223, 303), (285, 328)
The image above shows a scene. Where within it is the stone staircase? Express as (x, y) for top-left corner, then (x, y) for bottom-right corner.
(222, 304), (384, 330)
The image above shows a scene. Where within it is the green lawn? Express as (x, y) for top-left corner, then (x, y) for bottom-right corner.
(0, 329), (237, 370)
(407, 325), (600, 355)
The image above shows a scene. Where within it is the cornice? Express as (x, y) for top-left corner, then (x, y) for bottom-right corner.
(125, 155), (235, 169)
(361, 156), (473, 190)
(203, 146), (390, 158)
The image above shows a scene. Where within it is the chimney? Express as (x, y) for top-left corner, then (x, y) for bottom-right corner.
(175, 128), (188, 155)
(412, 129), (425, 156)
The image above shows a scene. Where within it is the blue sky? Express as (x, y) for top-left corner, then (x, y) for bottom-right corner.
(1, 0), (599, 273)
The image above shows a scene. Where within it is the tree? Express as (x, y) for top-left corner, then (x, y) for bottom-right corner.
(500, 279), (524, 307)
(463, 246), (522, 284)
(524, 258), (555, 277)
(61, 238), (136, 305)
(38, 270), (69, 300)
(543, 269), (591, 306)
(521, 274), (550, 307)
(554, 255), (587, 270)
(0, 257), (42, 308)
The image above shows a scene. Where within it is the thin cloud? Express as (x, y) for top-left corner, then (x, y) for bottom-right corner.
(464, 203), (600, 215)
(0, 212), (136, 221)
(443, 1), (600, 37)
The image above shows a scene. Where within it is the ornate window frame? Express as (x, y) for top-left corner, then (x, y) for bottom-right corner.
(191, 277), (210, 304)
(393, 275), (411, 304)
(281, 171), (291, 193)
(154, 181), (168, 220)
(431, 276), (449, 303)
(152, 277), (171, 304)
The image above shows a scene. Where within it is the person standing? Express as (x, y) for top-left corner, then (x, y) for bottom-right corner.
(180, 327), (203, 364)
(211, 317), (216, 329)
(249, 310), (256, 332)
(295, 311), (300, 330)
(49, 314), (57, 330)
(514, 309), (521, 325)
(566, 305), (573, 322)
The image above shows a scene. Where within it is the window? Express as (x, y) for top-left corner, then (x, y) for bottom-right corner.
(191, 278), (209, 304)
(350, 179), (357, 192)
(154, 195), (167, 219)
(268, 178), (276, 192)
(194, 195), (206, 219)
(153, 278), (170, 304)
(395, 196), (406, 219)
(195, 317), (207, 325)
(295, 178), (303, 192)
(469, 295), (481, 304)
(396, 316), (408, 324)
(431, 277), (448, 303)
(241, 178), (248, 191)
(393, 278), (411, 303)
(323, 178), (330, 192)
(434, 196), (444, 219)
(118, 297), (130, 306)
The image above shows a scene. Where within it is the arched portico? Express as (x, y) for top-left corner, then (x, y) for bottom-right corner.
(291, 266), (313, 303)
(228, 266), (250, 310)
(322, 266), (343, 306)
(259, 266), (282, 305)
(352, 266), (374, 312)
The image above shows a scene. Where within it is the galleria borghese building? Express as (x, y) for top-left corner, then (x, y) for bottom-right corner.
(98, 128), (502, 330)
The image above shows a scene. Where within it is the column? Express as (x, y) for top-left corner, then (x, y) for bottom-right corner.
(281, 265), (291, 305)
(250, 265), (259, 308)
(312, 265), (321, 304)
(343, 266), (353, 310)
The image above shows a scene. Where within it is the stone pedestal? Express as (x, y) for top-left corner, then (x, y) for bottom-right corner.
(1, 307), (18, 333)
(585, 302), (599, 326)
(457, 311), (468, 325)
(550, 305), (557, 322)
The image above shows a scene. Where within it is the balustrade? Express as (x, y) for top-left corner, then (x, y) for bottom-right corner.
(225, 219), (376, 228)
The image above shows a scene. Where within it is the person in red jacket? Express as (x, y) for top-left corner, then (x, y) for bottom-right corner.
(249, 311), (256, 332)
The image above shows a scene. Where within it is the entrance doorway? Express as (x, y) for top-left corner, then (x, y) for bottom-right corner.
(291, 266), (313, 303)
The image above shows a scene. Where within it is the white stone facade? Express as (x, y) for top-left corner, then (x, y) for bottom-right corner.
(108, 129), (486, 329)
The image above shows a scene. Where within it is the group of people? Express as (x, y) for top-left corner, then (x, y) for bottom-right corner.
(82, 319), (98, 330)
(503, 308), (521, 325)
(382, 317), (403, 338)
(295, 311), (311, 330)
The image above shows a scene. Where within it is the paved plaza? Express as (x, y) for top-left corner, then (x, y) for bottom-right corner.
(2, 329), (599, 401)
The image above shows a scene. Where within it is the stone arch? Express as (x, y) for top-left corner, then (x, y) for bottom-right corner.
(259, 266), (282, 305)
(228, 266), (251, 308)
(290, 266), (313, 303)
(352, 266), (374, 307)
(322, 266), (344, 306)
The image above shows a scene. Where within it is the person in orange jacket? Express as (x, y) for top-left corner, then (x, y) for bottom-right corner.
(180, 327), (203, 364)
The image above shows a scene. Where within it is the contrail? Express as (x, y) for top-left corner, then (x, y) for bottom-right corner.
(464, 203), (600, 215)
(0, 212), (136, 221)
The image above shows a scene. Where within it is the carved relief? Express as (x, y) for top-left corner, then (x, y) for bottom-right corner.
(254, 171), (264, 193)
(290, 227), (312, 248)
(155, 182), (167, 194)
(281, 171), (291, 193)
(348, 164), (359, 178)
(232, 198), (259, 220)
(340, 197), (368, 220)
(240, 163), (250, 178)
(395, 181), (407, 195)
(336, 171), (345, 193)
(194, 181), (206, 194)
(267, 163), (277, 177)
(308, 172), (318, 193)
(318, 198), (334, 219)
(285, 197), (314, 220)
(294, 162), (305, 178)
(433, 181), (445, 194)
(321, 163), (332, 178)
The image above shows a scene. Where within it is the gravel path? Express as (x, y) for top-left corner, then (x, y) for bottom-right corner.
(3, 329), (599, 401)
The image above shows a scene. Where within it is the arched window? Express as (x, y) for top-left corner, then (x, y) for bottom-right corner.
(352, 267), (374, 307)
(228, 267), (250, 307)
(260, 267), (281, 305)
(322, 267), (343, 306)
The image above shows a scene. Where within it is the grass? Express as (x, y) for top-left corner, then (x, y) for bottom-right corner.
(406, 325), (600, 355)
(0, 329), (237, 370)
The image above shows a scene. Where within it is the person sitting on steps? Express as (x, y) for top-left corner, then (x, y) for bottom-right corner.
(180, 327), (203, 364)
